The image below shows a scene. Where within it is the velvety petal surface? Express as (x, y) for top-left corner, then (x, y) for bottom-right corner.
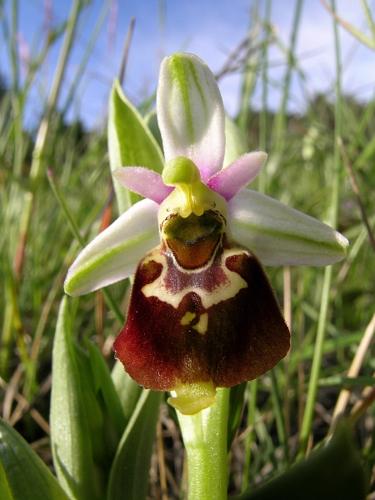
(114, 167), (172, 204)
(114, 242), (290, 394)
(157, 53), (225, 181)
(208, 152), (267, 200)
(229, 189), (349, 266)
(64, 199), (159, 296)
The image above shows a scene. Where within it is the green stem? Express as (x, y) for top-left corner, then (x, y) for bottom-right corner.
(360, 0), (375, 43)
(258, 0), (271, 194)
(298, 0), (342, 456)
(237, 2), (260, 131)
(30, 0), (83, 183)
(259, 0), (270, 151)
(298, 265), (333, 456)
(61, 0), (109, 116)
(178, 388), (230, 500)
(272, 0), (303, 154)
(10, 0), (19, 92)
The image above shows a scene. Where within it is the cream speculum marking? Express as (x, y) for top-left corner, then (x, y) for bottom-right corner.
(142, 159), (249, 311)
(141, 247), (249, 310)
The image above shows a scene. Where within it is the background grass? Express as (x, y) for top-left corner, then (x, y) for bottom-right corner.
(0, 0), (374, 498)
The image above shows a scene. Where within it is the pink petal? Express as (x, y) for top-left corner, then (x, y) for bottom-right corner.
(114, 167), (173, 204)
(207, 152), (267, 200)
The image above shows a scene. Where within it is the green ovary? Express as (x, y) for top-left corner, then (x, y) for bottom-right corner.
(168, 381), (217, 414)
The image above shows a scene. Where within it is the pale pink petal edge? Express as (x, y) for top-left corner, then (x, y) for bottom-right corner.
(207, 151), (267, 200)
(114, 167), (172, 204)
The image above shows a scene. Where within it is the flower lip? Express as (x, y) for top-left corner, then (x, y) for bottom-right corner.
(113, 241), (291, 410)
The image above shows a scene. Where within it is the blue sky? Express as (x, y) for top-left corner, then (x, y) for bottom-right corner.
(1, 0), (374, 129)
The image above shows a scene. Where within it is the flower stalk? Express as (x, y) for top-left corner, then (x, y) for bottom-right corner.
(177, 388), (230, 500)
(298, 0), (343, 456)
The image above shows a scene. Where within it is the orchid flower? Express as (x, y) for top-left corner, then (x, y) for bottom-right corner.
(64, 53), (348, 415)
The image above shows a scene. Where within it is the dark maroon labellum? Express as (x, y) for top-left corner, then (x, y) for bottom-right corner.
(113, 214), (290, 393)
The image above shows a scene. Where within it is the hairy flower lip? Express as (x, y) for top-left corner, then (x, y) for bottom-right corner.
(113, 242), (291, 412)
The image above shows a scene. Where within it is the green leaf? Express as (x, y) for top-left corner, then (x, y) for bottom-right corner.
(107, 390), (162, 500)
(223, 116), (248, 168)
(111, 360), (142, 426)
(50, 297), (104, 500)
(85, 340), (125, 436)
(79, 340), (125, 469)
(236, 421), (368, 500)
(144, 110), (162, 149)
(0, 418), (68, 500)
(108, 80), (164, 213)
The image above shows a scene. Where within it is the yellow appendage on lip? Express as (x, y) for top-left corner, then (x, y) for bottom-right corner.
(193, 313), (208, 335)
(180, 311), (196, 325)
(180, 311), (208, 334)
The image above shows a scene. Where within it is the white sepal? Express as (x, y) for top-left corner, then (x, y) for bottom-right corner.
(64, 199), (159, 296)
(157, 53), (225, 181)
(229, 189), (348, 266)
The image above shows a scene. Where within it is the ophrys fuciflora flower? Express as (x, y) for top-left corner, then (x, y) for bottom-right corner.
(65, 53), (348, 414)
